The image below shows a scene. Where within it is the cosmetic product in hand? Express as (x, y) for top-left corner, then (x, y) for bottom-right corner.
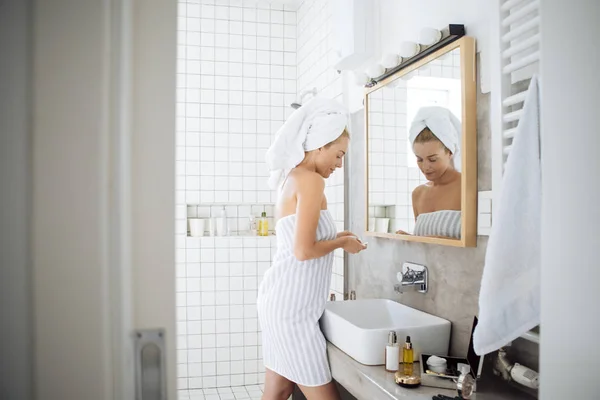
(385, 331), (400, 372)
(403, 336), (414, 375)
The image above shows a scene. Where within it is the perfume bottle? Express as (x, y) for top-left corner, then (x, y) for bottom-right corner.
(258, 211), (268, 236)
(402, 336), (414, 375)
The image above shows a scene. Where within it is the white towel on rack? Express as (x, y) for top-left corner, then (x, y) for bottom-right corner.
(473, 76), (541, 355)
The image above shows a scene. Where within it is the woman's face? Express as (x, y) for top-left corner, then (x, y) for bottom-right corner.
(315, 136), (349, 179)
(413, 140), (453, 181)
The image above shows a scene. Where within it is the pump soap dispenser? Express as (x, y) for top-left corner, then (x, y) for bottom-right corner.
(385, 331), (400, 372)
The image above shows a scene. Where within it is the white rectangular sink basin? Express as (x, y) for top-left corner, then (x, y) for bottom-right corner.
(320, 299), (451, 366)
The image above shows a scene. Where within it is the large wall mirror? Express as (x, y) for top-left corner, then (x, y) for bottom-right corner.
(365, 37), (477, 247)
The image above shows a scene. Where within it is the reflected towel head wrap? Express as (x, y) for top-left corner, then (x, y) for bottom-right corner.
(265, 96), (348, 189)
(408, 106), (462, 172)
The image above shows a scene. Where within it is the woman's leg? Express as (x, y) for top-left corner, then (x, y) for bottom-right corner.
(297, 381), (341, 400)
(262, 368), (295, 400)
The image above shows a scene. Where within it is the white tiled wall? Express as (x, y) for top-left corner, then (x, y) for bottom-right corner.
(368, 84), (418, 233)
(297, 0), (345, 299)
(176, 0), (298, 390)
(177, 0), (349, 390)
(176, 0), (297, 206)
(176, 235), (276, 389)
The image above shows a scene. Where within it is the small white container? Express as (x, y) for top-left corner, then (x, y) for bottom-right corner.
(375, 218), (390, 233)
(368, 218), (376, 232)
(426, 355), (448, 374)
(208, 217), (217, 237)
(189, 218), (206, 237)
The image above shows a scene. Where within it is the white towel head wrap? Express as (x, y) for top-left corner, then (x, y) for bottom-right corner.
(265, 96), (348, 189)
(409, 106), (462, 172)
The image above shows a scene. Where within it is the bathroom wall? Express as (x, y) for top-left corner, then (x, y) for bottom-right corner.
(297, 0), (345, 298)
(0, 0), (33, 398)
(175, 0), (297, 389)
(347, 60), (491, 356)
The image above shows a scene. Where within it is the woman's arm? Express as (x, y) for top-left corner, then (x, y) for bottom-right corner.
(411, 187), (421, 221)
(293, 172), (364, 261)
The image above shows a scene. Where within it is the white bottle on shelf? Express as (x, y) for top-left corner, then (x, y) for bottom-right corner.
(216, 206), (228, 236)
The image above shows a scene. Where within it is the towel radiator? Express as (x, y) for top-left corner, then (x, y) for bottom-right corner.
(491, 0), (541, 204)
(490, 0), (541, 345)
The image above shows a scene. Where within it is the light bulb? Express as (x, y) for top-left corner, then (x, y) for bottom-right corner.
(365, 64), (385, 79)
(399, 42), (421, 58)
(381, 53), (401, 69)
(419, 28), (442, 46)
(353, 71), (370, 85)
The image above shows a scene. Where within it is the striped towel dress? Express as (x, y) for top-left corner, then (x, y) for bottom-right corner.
(257, 210), (337, 387)
(414, 210), (461, 239)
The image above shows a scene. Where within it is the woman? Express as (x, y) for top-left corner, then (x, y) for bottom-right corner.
(259, 97), (366, 400)
(396, 106), (462, 239)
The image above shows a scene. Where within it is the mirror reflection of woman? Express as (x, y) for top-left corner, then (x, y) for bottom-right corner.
(396, 106), (462, 239)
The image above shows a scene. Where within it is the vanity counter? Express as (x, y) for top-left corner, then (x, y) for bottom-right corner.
(327, 343), (534, 400)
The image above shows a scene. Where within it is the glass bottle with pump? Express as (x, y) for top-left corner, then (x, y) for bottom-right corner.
(385, 331), (400, 372)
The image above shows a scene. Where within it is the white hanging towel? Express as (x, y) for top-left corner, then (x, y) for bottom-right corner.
(473, 75), (541, 355)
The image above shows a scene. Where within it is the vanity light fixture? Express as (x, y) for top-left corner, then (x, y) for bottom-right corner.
(365, 24), (465, 87)
(419, 27), (443, 46)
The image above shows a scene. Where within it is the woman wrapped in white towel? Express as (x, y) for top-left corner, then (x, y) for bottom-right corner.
(258, 97), (366, 400)
(396, 106), (463, 239)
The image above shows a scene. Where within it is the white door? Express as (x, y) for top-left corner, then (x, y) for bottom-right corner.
(31, 1), (178, 399)
(120, 0), (179, 398)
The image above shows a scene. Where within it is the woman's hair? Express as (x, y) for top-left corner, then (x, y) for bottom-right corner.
(414, 127), (451, 154)
(324, 128), (350, 148)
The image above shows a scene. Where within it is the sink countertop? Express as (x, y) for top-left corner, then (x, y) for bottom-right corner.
(327, 342), (535, 400)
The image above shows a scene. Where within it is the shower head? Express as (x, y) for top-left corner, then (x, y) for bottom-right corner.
(290, 87), (317, 109)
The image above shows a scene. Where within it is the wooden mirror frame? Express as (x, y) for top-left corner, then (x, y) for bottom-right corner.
(364, 36), (477, 247)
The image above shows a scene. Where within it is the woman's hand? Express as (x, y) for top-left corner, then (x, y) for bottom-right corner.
(336, 230), (357, 239)
(341, 236), (367, 254)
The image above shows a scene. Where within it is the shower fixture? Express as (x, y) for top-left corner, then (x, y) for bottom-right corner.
(290, 87), (317, 109)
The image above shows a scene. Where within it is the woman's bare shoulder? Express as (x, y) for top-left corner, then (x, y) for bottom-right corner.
(412, 184), (428, 198)
(289, 169), (325, 191)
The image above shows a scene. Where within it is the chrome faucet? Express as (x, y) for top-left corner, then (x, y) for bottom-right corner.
(394, 262), (428, 294)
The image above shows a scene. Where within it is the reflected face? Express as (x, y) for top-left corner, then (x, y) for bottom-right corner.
(413, 140), (453, 181)
(316, 136), (349, 179)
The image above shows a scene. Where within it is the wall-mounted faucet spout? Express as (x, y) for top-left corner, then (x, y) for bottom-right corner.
(394, 262), (428, 294)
